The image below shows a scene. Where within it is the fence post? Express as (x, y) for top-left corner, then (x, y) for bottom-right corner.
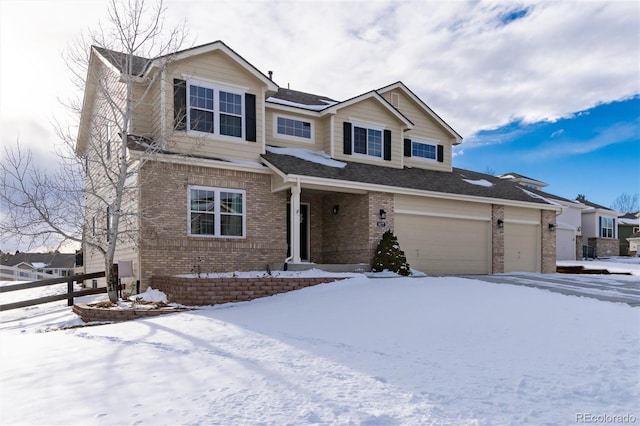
(67, 279), (74, 306)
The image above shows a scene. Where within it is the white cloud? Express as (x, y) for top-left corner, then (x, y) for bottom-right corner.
(550, 129), (564, 138)
(1, 0), (638, 155)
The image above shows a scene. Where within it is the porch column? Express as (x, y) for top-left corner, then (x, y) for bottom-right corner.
(290, 184), (302, 263)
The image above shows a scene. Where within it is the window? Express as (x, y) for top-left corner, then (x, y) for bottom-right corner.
(353, 126), (382, 158)
(276, 116), (312, 140)
(601, 217), (614, 238)
(187, 81), (244, 138)
(412, 141), (436, 160)
(189, 186), (245, 238)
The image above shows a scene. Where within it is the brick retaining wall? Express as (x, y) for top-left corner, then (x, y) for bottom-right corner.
(72, 304), (190, 323)
(150, 276), (348, 306)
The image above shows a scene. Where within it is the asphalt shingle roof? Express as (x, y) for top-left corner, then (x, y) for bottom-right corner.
(269, 88), (337, 106)
(1, 252), (76, 268)
(261, 151), (552, 206)
(93, 46), (151, 76)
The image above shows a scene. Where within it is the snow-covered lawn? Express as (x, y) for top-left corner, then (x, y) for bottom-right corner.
(1, 271), (639, 424)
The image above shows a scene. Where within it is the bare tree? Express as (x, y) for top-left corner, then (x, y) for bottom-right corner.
(1, 0), (187, 301)
(610, 193), (639, 214)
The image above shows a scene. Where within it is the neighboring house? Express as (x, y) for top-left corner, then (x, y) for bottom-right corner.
(0, 252), (76, 281)
(618, 212), (640, 256)
(627, 231), (640, 256)
(579, 200), (621, 257)
(77, 41), (561, 288)
(498, 174), (585, 261)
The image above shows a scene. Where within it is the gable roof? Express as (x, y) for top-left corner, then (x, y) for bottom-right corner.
(267, 88), (338, 110)
(93, 46), (151, 76)
(261, 149), (556, 207)
(377, 81), (463, 144)
(497, 172), (548, 188)
(92, 41), (278, 92)
(579, 199), (618, 213)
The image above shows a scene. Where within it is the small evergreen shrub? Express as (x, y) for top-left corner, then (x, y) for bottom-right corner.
(372, 230), (411, 276)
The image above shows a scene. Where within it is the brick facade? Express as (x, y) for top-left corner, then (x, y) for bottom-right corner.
(319, 191), (393, 264)
(491, 205), (505, 273)
(588, 237), (619, 257)
(138, 162), (287, 288)
(150, 275), (347, 305)
(541, 210), (557, 273)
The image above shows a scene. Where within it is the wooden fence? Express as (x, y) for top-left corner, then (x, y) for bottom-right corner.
(0, 271), (107, 311)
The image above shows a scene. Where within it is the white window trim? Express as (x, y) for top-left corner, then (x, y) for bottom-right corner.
(352, 121), (384, 159)
(188, 185), (246, 239)
(273, 114), (314, 143)
(411, 139), (438, 162)
(601, 217), (615, 239)
(186, 79), (246, 141)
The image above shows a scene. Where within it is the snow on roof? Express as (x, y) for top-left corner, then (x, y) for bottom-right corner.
(266, 146), (347, 168)
(618, 218), (640, 225)
(31, 262), (48, 269)
(266, 97), (337, 111)
(462, 178), (494, 187)
(519, 188), (563, 206)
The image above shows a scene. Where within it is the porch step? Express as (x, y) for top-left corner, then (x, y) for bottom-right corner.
(276, 263), (370, 273)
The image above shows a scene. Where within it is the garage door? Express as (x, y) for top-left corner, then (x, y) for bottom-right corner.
(504, 222), (539, 272)
(556, 228), (576, 260)
(395, 214), (490, 275)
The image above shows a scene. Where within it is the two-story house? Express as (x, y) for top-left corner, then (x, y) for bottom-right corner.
(77, 41), (560, 288)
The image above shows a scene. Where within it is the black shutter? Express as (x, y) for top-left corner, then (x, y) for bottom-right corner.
(383, 130), (392, 161)
(173, 79), (187, 131)
(404, 139), (412, 157)
(245, 93), (257, 142)
(437, 144), (444, 162)
(343, 122), (352, 155)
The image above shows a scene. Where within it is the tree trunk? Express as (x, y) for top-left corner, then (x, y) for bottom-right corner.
(106, 262), (119, 302)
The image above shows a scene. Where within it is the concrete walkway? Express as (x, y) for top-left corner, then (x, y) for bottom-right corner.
(461, 273), (640, 306)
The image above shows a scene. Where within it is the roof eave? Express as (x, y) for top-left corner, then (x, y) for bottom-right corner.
(265, 168), (561, 211)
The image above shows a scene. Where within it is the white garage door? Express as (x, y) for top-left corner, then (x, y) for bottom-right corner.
(556, 228), (576, 260)
(504, 223), (539, 272)
(395, 214), (490, 275)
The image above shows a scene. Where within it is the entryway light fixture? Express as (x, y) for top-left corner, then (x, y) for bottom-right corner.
(497, 219), (504, 229)
(548, 223), (556, 231)
(332, 205), (339, 215)
(379, 209), (386, 220)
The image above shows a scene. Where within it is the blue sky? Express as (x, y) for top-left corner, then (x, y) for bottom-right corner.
(455, 96), (640, 207)
(1, 0), (639, 246)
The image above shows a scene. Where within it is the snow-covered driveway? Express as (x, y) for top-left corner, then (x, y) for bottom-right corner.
(466, 273), (640, 306)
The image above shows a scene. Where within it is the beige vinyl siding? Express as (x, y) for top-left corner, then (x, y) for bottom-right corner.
(162, 50), (266, 162)
(264, 109), (323, 149)
(379, 90), (453, 172)
(504, 206), (540, 272)
(321, 116), (332, 155)
(332, 99), (404, 168)
(394, 195), (492, 274)
(130, 81), (155, 138)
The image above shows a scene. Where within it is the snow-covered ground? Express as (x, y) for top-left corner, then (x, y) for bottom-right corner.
(1, 264), (639, 425)
(558, 256), (640, 276)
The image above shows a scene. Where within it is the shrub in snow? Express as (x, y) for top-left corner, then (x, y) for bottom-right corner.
(372, 230), (411, 276)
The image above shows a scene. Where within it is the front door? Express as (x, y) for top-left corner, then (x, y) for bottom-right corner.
(286, 203), (309, 261)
